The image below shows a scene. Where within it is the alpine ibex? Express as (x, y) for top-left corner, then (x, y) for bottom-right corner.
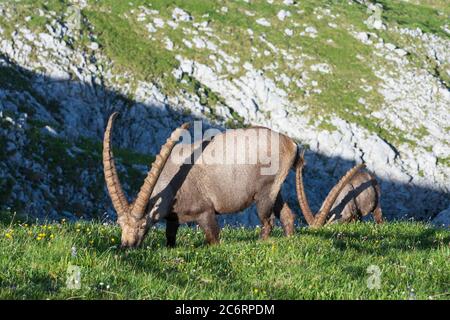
(295, 150), (383, 227)
(103, 113), (364, 248)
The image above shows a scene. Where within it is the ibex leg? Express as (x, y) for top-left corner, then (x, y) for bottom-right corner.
(273, 194), (295, 236)
(373, 207), (384, 224)
(165, 218), (179, 247)
(256, 194), (276, 240)
(197, 211), (220, 245)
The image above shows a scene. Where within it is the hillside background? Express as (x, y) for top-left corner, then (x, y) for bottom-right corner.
(0, 0), (449, 225)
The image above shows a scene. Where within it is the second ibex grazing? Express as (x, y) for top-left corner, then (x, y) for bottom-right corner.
(103, 113), (364, 248)
(295, 150), (383, 227)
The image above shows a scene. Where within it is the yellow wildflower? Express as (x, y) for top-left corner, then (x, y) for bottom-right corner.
(5, 233), (12, 239)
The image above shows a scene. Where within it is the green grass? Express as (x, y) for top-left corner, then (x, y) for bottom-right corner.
(437, 156), (450, 167)
(376, 0), (449, 37)
(0, 215), (448, 299)
(84, 9), (179, 91)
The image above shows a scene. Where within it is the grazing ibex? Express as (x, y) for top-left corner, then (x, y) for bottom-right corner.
(103, 112), (364, 248)
(295, 150), (383, 227)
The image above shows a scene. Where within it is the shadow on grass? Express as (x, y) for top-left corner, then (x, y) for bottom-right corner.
(302, 224), (449, 255)
(0, 272), (59, 299)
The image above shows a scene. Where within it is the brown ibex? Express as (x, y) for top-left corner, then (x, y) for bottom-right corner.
(295, 150), (383, 227)
(103, 113), (364, 248)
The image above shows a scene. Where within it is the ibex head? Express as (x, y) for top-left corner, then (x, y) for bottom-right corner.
(103, 112), (189, 248)
(295, 149), (365, 228)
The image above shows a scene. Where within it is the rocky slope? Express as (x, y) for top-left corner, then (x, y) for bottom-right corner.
(0, 0), (449, 226)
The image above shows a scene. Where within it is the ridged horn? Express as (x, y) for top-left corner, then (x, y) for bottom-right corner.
(103, 112), (130, 216)
(295, 150), (315, 225)
(130, 122), (190, 218)
(311, 163), (366, 228)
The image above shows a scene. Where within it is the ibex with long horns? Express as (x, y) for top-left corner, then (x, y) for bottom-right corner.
(103, 113), (364, 248)
(295, 150), (383, 227)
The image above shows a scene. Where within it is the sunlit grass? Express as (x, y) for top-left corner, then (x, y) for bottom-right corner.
(0, 216), (448, 299)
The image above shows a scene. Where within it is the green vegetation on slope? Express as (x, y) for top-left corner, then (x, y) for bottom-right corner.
(71, 0), (450, 148)
(84, 9), (179, 91)
(0, 113), (154, 216)
(376, 0), (449, 37)
(0, 215), (448, 299)
(1, 0), (449, 150)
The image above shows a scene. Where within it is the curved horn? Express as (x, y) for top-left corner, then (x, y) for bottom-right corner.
(295, 150), (315, 225)
(130, 123), (190, 218)
(311, 163), (366, 228)
(103, 112), (130, 216)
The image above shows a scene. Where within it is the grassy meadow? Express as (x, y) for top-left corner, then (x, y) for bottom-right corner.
(0, 213), (448, 299)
